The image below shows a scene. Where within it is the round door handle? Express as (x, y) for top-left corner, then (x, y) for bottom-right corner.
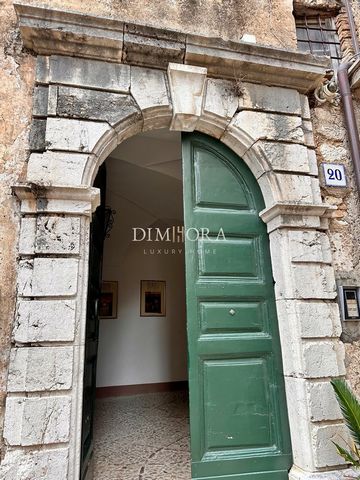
(229, 309), (236, 316)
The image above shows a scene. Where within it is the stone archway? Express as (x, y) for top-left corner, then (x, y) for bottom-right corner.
(0, 5), (352, 479)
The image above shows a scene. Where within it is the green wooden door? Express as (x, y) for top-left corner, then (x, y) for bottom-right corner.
(182, 132), (292, 480)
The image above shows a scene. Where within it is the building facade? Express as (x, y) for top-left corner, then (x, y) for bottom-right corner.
(1, 0), (360, 479)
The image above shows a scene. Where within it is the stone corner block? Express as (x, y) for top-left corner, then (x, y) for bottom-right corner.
(0, 448), (69, 480)
(14, 299), (76, 343)
(27, 151), (92, 187)
(35, 216), (81, 254)
(167, 63), (207, 132)
(45, 117), (113, 154)
(4, 396), (71, 446)
(312, 423), (350, 469)
(18, 258), (79, 297)
(8, 346), (73, 392)
(303, 340), (346, 378)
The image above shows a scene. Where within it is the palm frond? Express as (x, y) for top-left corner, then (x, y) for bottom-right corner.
(333, 442), (360, 466)
(331, 379), (360, 447)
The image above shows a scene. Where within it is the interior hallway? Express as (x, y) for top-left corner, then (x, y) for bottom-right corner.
(93, 390), (191, 480)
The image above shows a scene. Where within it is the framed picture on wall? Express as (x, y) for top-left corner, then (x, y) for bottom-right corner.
(140, 280), (166, 317)
(99, 281), (118, 319)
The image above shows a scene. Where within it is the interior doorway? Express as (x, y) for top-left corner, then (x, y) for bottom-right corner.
(91, 130), (190, 479)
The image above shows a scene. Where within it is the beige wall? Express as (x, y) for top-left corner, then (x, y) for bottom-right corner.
(0, 0), (34, 459)
(20, 0), (297, 49)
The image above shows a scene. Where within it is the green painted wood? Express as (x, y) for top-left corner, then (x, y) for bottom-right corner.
(182, 132), (292, 480)
(80, 165), (106, 480)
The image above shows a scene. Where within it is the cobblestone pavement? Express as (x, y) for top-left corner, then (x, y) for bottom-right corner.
(93, 390), (191, 479)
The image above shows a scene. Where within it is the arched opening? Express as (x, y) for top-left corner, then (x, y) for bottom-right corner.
(83, 129), (191, 480)
(81, 129), (292, 480)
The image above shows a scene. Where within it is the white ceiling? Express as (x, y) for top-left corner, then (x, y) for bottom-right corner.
(106, 129), (183, 225)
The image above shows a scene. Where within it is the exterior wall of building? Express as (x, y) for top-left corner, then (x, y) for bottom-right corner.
(13, 0), (298, 49)
(1, 0), (360, 478)
(0, 0), (298, 460)
(0, 0), (35, 461)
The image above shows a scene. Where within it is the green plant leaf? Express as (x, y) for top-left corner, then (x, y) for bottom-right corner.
(333, 442), (360, 466)
(331, 379), (360, 447)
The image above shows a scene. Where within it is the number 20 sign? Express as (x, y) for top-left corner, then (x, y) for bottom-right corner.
(322, 163), (347, 187)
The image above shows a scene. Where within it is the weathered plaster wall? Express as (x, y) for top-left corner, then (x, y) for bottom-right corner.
(0, 0), (35, 459)
(311, 97), (360, 397)
(19, 0), (297, 49)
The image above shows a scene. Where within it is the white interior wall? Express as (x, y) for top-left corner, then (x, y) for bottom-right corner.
(96, 131), (188, 387)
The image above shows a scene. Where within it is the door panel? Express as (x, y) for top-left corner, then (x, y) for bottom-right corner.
(80, 165), (106, 480)
(182, 132), (292, 479)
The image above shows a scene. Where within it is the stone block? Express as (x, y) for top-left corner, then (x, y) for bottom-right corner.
(45, 118), (112, 153)
(297, 301), (342, 338)
(291, 264), (337, 300)
(307, 148), (318, 175)
(35, 216), (81, 254)
(312, 423), (349, 468)
(289, 466), (357, 480)
(47, 85), (58, 116)
(230, 110), (304, 143)
(7, 346), (73, 392)
(308, 381), (342, 422)
(30, 119), (46, 152)
(18, 258), (79, 297)
(260, 142), (311, 173)
(4, 396), (71, 445)
(131, 66), (171, 119)
(33, 86), (49, 117)
(274, 173), (319, 203)
(199, 78), (239, 138)
(49, 55), (130, 92)
(14, 299), (76, 343)
(27, 151), (91, 186)
(270, 235), (337, 299)
(204, 78), (238, 121)
(130, 67), (171, 130)
(288, 230), (332, 263)
(284, 377), (315, 471)
(0, 448), (68, 480)
(239, 82), (301, 115)
(303, 340), (345, 378)
(124, 25), (185, 68)
(56, 86), (142, 128)
(18, 217), (36, 255)
(167, 63), (207, 131)
(300, 94), (311, 120)
(303, 120), (316, 147)
(36, 55), (49, 84)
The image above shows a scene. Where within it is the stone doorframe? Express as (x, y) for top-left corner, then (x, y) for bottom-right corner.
(0, 3), (354, 480)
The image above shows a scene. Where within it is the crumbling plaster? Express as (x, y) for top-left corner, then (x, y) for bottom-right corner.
(0, 0), (34, 460)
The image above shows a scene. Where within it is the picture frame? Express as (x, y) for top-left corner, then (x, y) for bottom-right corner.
(99, 281), (118, 319)
(140, 280), (166, 317)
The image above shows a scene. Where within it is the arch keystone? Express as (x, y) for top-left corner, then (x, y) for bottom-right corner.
(167, 63), (207, 131)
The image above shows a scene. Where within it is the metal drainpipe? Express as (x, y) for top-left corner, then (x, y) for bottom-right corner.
(337, 1), (360, 192)
(337, 63), (360, 192)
